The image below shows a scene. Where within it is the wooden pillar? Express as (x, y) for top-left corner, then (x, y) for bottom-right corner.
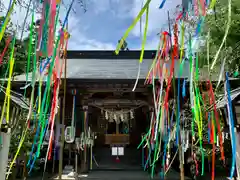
(81, 105), (88, 173)
(58, 53), (67, 179)
(116, 122), (119, 134)
(0, 129), (11, 179)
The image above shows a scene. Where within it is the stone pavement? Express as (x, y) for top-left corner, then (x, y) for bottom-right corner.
(28, 170), (230, 180)
(78, 170), (191, 180)
(29, 170), (189, 180)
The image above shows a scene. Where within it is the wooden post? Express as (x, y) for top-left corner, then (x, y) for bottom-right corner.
(53, 99), (60, 174)
(75, 153), (78, 175)
(116, 122), (119, 134)
(178, 130), (185, 180)
(69, 145), (72, 165)
(84, 108), (87, 164)
(0, 129), (11, 179)
(90, 144), (92, 170)
(82, 105), (88, 172)
(59, 51), (67, 179)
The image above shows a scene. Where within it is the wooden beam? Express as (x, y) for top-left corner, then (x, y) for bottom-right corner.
(60, 87), (148, 94)
(66, 50), (156, 59)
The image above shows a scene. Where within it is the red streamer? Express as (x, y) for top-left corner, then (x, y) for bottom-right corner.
(0, 36), (12, 65)
(208, 81), (225, 161)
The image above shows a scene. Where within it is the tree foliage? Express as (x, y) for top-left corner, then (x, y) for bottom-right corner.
(199, 0), (240, 75)
(0, 16), (31, 78)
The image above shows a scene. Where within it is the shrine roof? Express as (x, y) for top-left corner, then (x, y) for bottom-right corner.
(10, 50), (190, 82)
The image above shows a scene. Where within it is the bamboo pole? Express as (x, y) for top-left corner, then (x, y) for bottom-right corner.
(58, 47), (67, 179)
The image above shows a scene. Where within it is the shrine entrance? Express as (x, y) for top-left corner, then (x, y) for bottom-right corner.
(87, 91), (151, 171)
(58, 50), (155, 174)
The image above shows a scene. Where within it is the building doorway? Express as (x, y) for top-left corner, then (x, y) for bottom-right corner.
(91, 105), (150, 171)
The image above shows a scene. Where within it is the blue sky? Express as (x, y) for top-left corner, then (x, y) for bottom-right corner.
(1, 0), (181, 50)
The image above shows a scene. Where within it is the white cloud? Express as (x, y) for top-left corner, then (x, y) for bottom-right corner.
(68, 38), (115, 50)
(0, 0), (182, 51)
(130, 0), (181, 37)
(145, 37), (160, 49)
(130, 36), (160, 50)
(0, 0), (115, 50)
(0, 0), (42, 38)
(68, 25), (115, 50)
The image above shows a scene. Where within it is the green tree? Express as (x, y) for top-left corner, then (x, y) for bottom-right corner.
(0, 16), (33, 79)
(199, 0), (240, 75)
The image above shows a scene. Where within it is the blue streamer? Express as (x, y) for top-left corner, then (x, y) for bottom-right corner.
(182, 79), (186, 98)
(28, 119), (49, 174)
(226, 72), (236, 179)
(7, 0), (12, 11)
(206, 0), (210, 6)
(40, 58), (51, 74)
(194, 16), (204, 38)
(28, 154), (37, 174)
(208, 112), (211, 143)
(144, 148), (151, 171)
(27, 84), (49, 165)
(176, 59), (185, 145)
(27, 120), (41, 166)
(62, 0), (75, 28)
(159, 0), (167, 9)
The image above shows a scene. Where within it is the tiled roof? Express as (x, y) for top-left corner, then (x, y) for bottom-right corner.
(0, 85), (29, 109)
(11, 58), (190, 81)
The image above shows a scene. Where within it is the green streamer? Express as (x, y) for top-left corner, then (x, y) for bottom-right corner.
(36, 7), (61, 157)
(189, 35), (195, 138)
(194, 53), (205, 175)
(24, 11), (34, 97)
(42, 2), (50, 55)
(31, 32), (38, 87)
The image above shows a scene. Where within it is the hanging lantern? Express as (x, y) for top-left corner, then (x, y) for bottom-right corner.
(65, 126), (75, 143)
(124, 113), (128, 122)
(105, 111), (108, 120)
(109, 113), (114, 122)
(130, 110), (134, 119)
(120, 112), (124, 122)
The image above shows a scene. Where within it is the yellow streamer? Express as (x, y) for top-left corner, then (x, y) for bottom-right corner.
(0, 41), (15, 128)
(6, 128), (28, 179)
(146, 34), (164, 81)
(139, 6), (149, 63)
(7, 80), (36, 179)
(6, 57), (15, 123)
(210, 0), (231, 70)
(132, 5), (149, 91)
(0, 0), (17, 43)
(115, 0), (151, 55)
(180, 21), (185, 62)
(209, 0), (217, 9)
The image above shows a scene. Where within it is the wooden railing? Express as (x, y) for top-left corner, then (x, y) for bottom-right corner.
(105, 134), (130, 145)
